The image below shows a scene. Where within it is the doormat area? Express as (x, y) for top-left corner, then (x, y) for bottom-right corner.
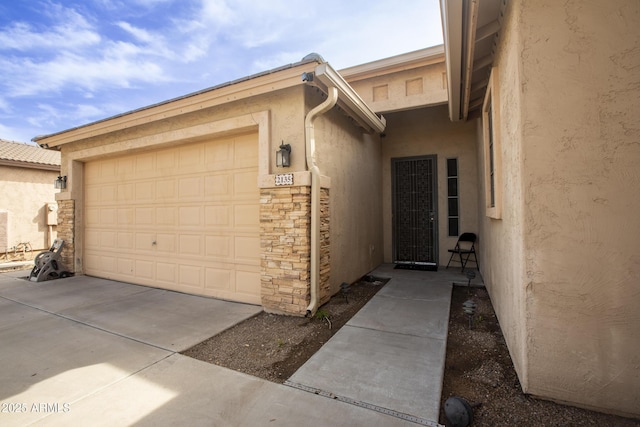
(394, 263), (438, 271)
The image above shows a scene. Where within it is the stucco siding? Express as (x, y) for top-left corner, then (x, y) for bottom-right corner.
(0, 165), (59, 252)
(482, 0), (640, 416)
(347, 62), (448, 114)
(59, 87), (306, 169)
(476, 0), (529, 391)
(311, 88), (385, 292)
(381, 105), (478, 266)
(520, 0), (640, 416)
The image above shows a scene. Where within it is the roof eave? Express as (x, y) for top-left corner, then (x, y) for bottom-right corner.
(0, 159), (60, 171)
(312, 63), (386, 134)
(339, 45), (446, 82)
(441, 0), (465, 122)
(441, 0), (506, 122)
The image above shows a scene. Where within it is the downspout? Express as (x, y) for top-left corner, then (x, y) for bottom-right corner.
(305, 85), (338, 317)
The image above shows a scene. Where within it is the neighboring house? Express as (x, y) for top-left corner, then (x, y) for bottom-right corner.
(0, 139), (61, 256)
(32, 0), (638, 418)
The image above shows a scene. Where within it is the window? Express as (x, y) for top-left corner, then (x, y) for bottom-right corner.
(447, 158), (459, 236)
(488, 104), (495, 208)
(483, 68), (501, 219)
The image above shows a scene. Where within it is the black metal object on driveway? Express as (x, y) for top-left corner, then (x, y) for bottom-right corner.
(28, 239), (72, 282)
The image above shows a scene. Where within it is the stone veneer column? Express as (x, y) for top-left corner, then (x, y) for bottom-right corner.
(319, 188), (331, 305)
(56, 199), (75, 272)
(260, 185), (330, 316)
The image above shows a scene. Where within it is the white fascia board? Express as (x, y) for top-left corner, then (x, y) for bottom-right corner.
(313, 63), (386, 134)
(339, 45), (445, 82)
(441, 0), (464, 121)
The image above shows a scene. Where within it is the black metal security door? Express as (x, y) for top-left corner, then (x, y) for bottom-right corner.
(392, 156), (438, 266)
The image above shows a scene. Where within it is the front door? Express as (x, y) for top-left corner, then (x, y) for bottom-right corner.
(392, 155), (438, 267)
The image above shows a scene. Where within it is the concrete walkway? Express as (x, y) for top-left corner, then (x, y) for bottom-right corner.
(0, 265), (473, 426)
(287, 264), (456, 426)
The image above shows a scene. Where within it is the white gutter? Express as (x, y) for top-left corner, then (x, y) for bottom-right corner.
(440, 0), (464, 121)
(305, 85), (338, 317)
(314, 63), (386, 134)
(462, 0), (479, 120)
(303, 61), (385, 316)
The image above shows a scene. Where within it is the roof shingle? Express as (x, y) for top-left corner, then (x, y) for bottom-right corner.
(0, 138), (60, 167)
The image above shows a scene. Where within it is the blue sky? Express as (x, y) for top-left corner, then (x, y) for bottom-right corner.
(0, 1), (443, 144)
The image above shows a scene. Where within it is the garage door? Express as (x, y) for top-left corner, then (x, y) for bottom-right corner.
(84, 133), (261, 304)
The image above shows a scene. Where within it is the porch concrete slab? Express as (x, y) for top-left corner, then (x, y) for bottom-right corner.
(347, 293), (450, 339)
(58, 287), (262, 352)
(0, 305), (171, 427)
(376, 276), (453, 302)
(36, 354), (409, 427)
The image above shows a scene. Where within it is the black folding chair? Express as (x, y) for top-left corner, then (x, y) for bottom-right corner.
(446, 232), (478, 272)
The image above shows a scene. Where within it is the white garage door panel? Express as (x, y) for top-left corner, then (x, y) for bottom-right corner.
(84, 133), (261, 304)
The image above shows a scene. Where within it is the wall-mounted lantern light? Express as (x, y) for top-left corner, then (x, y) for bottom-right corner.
(276, 142), (291, 167)
(54, 175), (67, 189)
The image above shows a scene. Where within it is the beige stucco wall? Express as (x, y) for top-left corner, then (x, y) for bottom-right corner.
(310, 88), (385, 291)
(480, 0), (640, 417)
(0, 165), (59, 253)
(381, 105), (478, 266)
(474, 0), (529, 394)
(346, 62), (448, 114)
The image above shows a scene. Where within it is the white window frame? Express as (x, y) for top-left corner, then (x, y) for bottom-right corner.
(482, 68), (502, 219)
(446, 157), (459, 236)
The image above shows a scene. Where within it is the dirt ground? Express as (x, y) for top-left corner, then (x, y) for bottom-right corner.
(182, 276), (387, 383)
(183, 278), (639, 427)
(439, 285), (639, 427)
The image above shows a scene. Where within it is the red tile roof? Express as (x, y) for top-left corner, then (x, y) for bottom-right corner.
(0, 138), (60, 168)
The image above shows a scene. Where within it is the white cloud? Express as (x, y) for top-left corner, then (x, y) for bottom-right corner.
(23, 101), (112, 137)
(0, 0), (444, 140)
(116, 21), (155, 43)
(0, 2), (101, 51)
(74, 104), (106, 119)
(0, 19), (100, 51)
(0, 97), (11, 114)
(252, 51), (309, 73)
(0, 121), (39, 143)
(2, 48), (169, 98)
(130, 0), (175, 6)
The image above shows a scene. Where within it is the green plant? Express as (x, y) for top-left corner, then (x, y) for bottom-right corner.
(315, 308), (332, 329)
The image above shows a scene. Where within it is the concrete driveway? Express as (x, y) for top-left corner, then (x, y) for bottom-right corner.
(0, 270), (416, 426)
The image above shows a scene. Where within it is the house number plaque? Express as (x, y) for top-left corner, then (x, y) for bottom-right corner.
(275, 173), (294, 186)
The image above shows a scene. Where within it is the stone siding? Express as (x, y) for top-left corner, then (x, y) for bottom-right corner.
(260, 185), (330, 315)
(56, 199), (75, 272)
(319, 188), (331, 305)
